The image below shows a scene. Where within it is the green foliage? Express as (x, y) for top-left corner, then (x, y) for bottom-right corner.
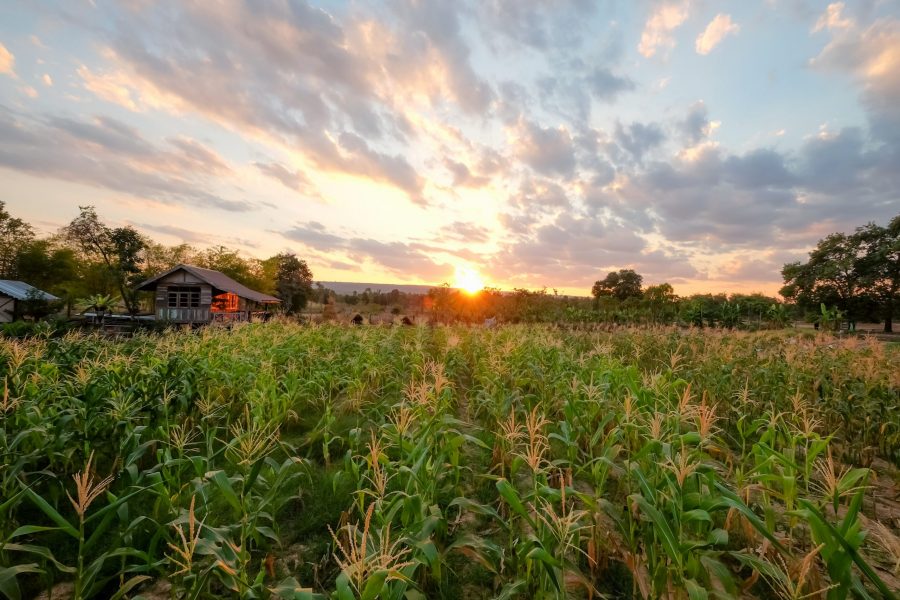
(0, 324), (897, 599)
(0, 201), (35, 279)
(592, 268), (644, 301)
(783, 213), (900, 332)
(272, 253), (314, 314)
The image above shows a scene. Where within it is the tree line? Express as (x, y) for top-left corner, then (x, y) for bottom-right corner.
(4, 201), (896, 330)
(0, 203), (314, 317)
(413, 279), (790, 328)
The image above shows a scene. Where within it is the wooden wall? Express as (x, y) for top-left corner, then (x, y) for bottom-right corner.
(0, 296), (14, 323)
(153, 270), (212, 323)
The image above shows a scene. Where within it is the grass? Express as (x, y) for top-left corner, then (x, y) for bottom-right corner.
(0, 322), (898, 599)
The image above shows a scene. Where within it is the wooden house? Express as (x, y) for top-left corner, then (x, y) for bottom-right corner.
(135, 264), (280, 324)
(0, 280), (59, 322)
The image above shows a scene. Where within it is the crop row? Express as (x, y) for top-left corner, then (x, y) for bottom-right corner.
(1, 323), (898, 598)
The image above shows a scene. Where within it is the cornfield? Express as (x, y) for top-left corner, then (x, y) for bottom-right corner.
(1, 323), (899, 599)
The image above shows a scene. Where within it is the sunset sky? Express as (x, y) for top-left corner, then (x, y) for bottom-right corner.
(1, 1), (898, 295)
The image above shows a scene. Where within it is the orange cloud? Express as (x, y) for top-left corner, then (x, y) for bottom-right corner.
(695, 14), (739, 55)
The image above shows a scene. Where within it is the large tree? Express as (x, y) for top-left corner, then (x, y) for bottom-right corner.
(643, 283), (677, 324)
(271, 252), (314, 314)
(15, 239), (82, 314)
(781, 232), (864, 318)
(64, 206), (147, 314)
(782, 215), (899, 332)
(855, 216), (900, 332)
(592, 269), (644, 301)
(0, 201), (35, 278)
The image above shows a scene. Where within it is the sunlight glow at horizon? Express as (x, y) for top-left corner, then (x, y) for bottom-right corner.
(454, 266), (485, 294)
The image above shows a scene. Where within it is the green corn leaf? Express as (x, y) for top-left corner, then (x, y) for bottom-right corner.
(269, 576), (328, 599)
(525, 547), (561, 591)
(448, 497), (503, 524)
(208, 471), (242, 512)
(797, 499), (897, 600)
(700, 555), (737, 595)
(9, 525), (61, 538)
(109, 575), (152, 600)
(629, 494), (681, 567)
(1, 543), (76, 573)
(0, 563), (43, 600)
(446, 534), (502, 573)
(334, 572), (356, 600)
(706, 528), (728, 546)
(494, 579), (528, 600)
(682, 509), (712, 524)
(245, 455), (267, 494)
(23, 488), (78, 539)
(84, 486), (148, 526)
(496, 479), (536, 529)
(684, 578), (709, 600)
(359, 569), (389, 600)
(712, 481), (787, 554)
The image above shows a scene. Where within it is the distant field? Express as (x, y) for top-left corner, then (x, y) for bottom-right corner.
(2, 324), (899, 599)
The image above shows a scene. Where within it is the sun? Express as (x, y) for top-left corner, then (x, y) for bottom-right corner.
(454, 266), (485, 294)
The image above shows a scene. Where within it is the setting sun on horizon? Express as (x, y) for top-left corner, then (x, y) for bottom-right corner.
(453, 266), (485, 294)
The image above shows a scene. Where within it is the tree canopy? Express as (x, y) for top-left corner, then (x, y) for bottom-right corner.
(272, 252), (314, 314)
(781, 214), (899, 332)
(592, 269), (644, 301)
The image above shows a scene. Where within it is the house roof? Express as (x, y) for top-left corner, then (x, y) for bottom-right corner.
(134, 264), (281, 304)
(0, 280), (60, 302)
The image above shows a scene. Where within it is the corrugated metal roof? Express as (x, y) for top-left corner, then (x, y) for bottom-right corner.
(0, 280), (60, 301)
(135, 264), (281, 304)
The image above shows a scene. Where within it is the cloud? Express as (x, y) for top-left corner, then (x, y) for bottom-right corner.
(615, 121), (665, 161)
(695, 14), (739, 55)
(77, 65), (145, 111)
(441, 221), (492, 243)
(505, 177), (573, 226)
(514, 119), (577, 177)
(0, 43), (14, 76)
(477, 0), (600, 51)
(811, 9), (900, 143)
(679, 101), (713, 145)
(41, 74), (52, 86)
(134, 223), (259, 248)
(586, 67), (636, 102)
(723, 149), (796, 189)
(638, 1), (690, 58)
(812, 2), (854, 33)
(72, 1), (433, 203)
(444, 159), (490, 188)
(613, 127), (896, 250)
(254, 162), (317, 196)
(393, 1), (495, 114)
(281, 221), (453, 280)
(0, 107), (251, 211)
(487, 211), (701, 288)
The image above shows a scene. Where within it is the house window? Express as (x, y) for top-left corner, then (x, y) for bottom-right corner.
(167, 286), (200, 308)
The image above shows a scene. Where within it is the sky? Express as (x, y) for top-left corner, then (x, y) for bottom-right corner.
(0, 0), (898, 296)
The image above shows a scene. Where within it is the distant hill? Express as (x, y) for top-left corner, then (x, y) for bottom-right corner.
(316, 281), (438, 295)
